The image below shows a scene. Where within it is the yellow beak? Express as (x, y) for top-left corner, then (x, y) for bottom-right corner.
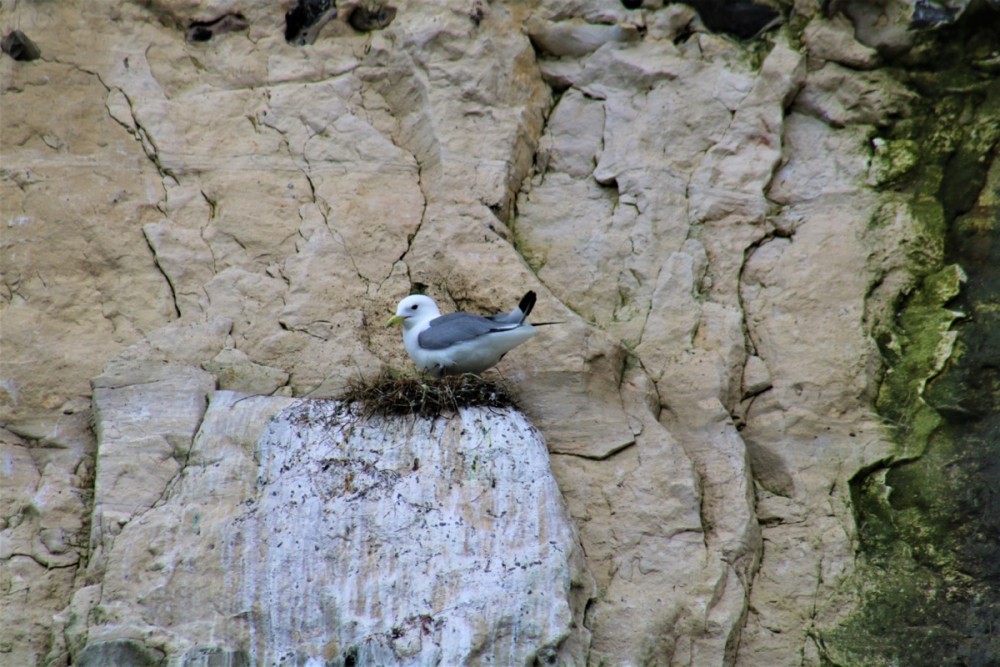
(386, 314), (405, 327)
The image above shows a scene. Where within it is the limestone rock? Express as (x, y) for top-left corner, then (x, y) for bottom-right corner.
(88, 361), (217, 576)
(768, 112), (874, 205)
(62, 393), (592, 665)
(0, 429), (82, 664)
(742, 354), (771, 397)
(646, 4), (699, 41)
(245, 400), (593, 665)
(794, 62), (917, 127)
(802, 14), (879, 69)
(839, 0), (979, 55)
(735, 88), (904, 664)
(0, 59), (175, 434)
(0, 0), (970, 664)
(525, 17), (641, 58)
(201, 348), (289, 395)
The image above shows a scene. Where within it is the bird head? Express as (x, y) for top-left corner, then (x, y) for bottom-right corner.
(386, 294), (441, 329)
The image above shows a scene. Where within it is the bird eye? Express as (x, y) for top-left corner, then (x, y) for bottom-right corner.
(410, 304), (418, 310)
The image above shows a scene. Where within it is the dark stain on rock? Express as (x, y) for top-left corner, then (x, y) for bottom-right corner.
(2, 30), (41, 61)
(285, 0), (337, 45)
(186, 13), (249, 42)
(347, 4), (397, 32)
(671, 0), (782, 40)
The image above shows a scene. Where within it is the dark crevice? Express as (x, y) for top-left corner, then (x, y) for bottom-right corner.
(185, 13), (248, 42)
(142, 228), (182, 319)
(551, 439), (636, 462)
(285, 0), (337, 46)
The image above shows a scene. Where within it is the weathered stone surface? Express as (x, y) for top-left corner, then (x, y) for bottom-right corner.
(526, 17), (641, 58)
(839, 0), (979, 55)
(646, 4), (699, 42)
(0, 61), (175, 433)
(247, 400), (592, 665)
(802, 14), (879, 69)
(794, 62), (916, 127)
(735, 91), (912, 664)
(88, 361), (216, 575)
(516, 26), (811, 665)
(3, 0), (983, 664)
(58, 392), (592, 665)
(202, 348), (290, 395)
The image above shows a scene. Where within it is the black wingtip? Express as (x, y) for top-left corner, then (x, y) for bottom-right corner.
(518, 291), (537, 320)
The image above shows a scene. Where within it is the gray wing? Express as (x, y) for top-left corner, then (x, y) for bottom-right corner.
(417, 313), (518, 350)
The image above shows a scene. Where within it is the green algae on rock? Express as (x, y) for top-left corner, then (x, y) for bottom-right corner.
(824, 18), (1000, 663)
(872, 263), (965, 457)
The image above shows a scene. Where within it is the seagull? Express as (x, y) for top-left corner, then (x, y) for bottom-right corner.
(387, 291), (546, 378)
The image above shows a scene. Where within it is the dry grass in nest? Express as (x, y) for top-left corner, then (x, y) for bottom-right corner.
(341, 370), (519, 419)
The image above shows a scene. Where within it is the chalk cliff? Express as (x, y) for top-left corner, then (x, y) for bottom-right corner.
(2, 0), (998, 665)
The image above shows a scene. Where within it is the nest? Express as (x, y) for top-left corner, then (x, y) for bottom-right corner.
(341, 370), (518, 419)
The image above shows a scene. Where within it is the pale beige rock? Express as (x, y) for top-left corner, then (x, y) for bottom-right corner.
(518, 37), (745, 347)
(526, 17), (641, 58)
(516, 32), (808, 666)
(803, 15), (880, 69)
(201, 348), (289, 394)
(794, 62), (917, 127)
(646, 4), (699, 41)
(742, 355), (771, 397)
(0, 0), (938, 664)
(516, 319), (637, 459)
(47, 584), (102, 664)
(735, 98), (905, 664)
(532, 1), (639, 25)
(535, 88), (605, 179)
(769, 112), (874, 205)
(0, 61), (176, 433)
(47, 392), (294, 667)
(688, 41), (806, 226)
(0, 55), (172, 660)
(88, 362), (216, 576)
(0, 552), (77, 664)
(551, 367), (708, 665)
(0, 432), (86, 663)
(632, 239), (709, 384)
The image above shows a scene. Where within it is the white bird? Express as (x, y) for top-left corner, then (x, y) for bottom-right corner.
(387, 291), (544, 378)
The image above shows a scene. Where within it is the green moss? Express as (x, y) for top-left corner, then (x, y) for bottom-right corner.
(832, 306), (1000, 662)
(874, 263), (964, 452)
(868, 138), (920, 186)
(822, 16), (1000, 667)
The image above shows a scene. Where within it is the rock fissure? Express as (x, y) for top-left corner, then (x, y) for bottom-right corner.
(7, 2), (994, 665)
(112, 88), (174, 185)
(9, 551), (80, 571)
(374, 109), (427, 286)
(141, 229), (182, 319)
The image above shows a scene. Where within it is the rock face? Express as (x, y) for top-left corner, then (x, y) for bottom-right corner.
(60, 390), (591, 665)
(2, 0), (998, 665)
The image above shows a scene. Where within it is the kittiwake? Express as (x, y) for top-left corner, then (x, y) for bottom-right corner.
(387, 291), (546, 377)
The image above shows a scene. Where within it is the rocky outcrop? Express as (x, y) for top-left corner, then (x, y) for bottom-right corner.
(49, 386), (591, 665)
(2, 0), (997, 665)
